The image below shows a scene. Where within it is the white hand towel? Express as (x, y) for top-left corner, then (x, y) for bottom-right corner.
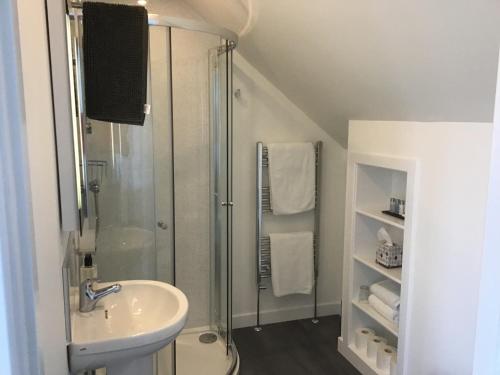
(270, 231), (314, 297)
(370, 279), (401, 310)
(369, 294), (399, 323)
(267, 143), (316, 215)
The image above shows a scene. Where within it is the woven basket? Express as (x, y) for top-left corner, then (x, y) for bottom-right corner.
(376, 243), (402, 268)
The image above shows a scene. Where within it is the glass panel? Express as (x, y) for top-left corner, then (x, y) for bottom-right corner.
(170, 28), (232, 375)
(149, 26), (175, 375)
(171, 29), (234, 373)
(83, 26), (175, 286)
(73, 22), (175, 375)
(89, 72), (158, 282)
(209, 41), (233, 352)
(227, 44), (234, 350)
(69, 10), (234, 374)
(171, 28), (219, 330)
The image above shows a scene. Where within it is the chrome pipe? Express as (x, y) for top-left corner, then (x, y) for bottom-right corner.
(312, 141), (322, 324)
(255, 142), (263, 331)
(89, 179), (100, 250)
(254, 141), (322, 327)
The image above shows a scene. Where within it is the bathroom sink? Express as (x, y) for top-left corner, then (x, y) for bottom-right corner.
(69, 280), (188, 375)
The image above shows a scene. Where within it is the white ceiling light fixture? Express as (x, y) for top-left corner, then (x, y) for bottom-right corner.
(137, 0), (147, 6)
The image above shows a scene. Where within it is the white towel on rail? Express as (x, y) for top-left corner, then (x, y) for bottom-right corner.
(267, 142), (316, 215)
(270, 231), (314, 297)
(370, 279), (401, 310)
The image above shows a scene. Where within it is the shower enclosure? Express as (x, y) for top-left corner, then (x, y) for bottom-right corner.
(67, 3), (237, 374)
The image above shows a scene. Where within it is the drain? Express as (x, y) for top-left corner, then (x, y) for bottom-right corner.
(199, 333), (218, 344)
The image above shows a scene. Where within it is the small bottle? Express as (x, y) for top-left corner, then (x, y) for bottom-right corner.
(390, 198), (397, 213)
(399, 200), (405, 216)
(80, 254), (98, 281)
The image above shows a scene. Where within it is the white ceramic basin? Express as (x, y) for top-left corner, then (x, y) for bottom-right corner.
(69, 280), (188, 374)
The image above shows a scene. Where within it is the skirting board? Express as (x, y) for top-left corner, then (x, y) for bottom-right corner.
(232, 301), (341, 329)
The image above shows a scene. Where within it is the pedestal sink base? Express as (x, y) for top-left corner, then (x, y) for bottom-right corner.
(107, 355), (154, 375)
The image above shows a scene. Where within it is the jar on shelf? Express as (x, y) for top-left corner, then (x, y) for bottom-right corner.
(359, 285), (370, 302)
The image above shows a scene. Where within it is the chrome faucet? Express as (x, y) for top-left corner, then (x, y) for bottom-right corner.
(79, 279), (122, 313)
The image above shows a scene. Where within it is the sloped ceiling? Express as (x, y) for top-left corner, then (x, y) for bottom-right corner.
(186, 0), (500, 146)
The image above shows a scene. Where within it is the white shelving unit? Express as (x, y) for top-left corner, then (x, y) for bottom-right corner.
(351, 300), (399, 336)
(355, 208), (405, 230)
(338, 152), (417, 375)
(352, 254), (401, 284)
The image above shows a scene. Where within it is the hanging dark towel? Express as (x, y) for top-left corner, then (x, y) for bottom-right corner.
(83, 2), (148, 125)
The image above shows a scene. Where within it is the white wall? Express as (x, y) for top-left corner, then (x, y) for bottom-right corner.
(232, 52), (347, 328)
(16, 0), (70, 373)
(348, 121), (493, 375)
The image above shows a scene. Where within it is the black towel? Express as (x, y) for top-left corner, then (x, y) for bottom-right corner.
(83, 2), (148, 125)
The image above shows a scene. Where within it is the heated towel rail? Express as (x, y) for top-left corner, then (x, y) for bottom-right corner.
(255, 141), (322, 331)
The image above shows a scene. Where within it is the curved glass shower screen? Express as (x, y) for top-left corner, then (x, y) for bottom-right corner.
(209, 41), (234, 351)
(169, 28), (235, 374)
(68, 9), (236, 375)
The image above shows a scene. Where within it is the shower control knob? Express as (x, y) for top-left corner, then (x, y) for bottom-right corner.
(157, 221), (168, 230)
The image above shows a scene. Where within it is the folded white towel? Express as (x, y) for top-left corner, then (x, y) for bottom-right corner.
(270, 231), (314, 297)
(267, 143), (316, 215)
(370, 279), (401, 310)
(369, 294), (399, 323)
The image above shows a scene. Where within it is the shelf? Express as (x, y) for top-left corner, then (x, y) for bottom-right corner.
(338, 337), (386, 375)
(344, 155), (414, 373)
(353, 254), (401, 284)
(349, 344), (387, 375)
(356, 208), (405, 230)
(352, 300), (399, 337)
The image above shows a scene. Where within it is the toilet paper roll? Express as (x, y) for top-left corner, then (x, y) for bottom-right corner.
(376, 345), (397, 370)
(354, 328), (375, 351)
(367, 336), (388, 359)
(390, 357), (398, 375)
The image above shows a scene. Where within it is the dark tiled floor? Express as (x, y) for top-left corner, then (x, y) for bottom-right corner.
(233, 315), (360, 375)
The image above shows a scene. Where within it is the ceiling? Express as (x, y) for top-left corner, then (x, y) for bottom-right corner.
(187, 0), (500, 147)
(113, 0), (500, 147)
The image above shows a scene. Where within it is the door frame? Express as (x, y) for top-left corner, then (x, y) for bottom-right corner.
(0, 1), (41, 374)
(473, 49), (500, 375)
(209, 41), (234, 351)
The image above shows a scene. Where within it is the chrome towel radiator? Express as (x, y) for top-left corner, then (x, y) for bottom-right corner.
(255, 141), (322, 331)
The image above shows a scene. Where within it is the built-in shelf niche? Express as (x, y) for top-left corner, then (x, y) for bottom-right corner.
(351, 261), (400, 338)
(339, 152), (417, 375)
(354, 213), (404, 261)
(356, 164), (407, 216)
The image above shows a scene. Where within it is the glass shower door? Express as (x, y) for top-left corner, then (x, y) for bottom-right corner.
(68, 8), (237, 372)
(210, 41), (233, 353)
